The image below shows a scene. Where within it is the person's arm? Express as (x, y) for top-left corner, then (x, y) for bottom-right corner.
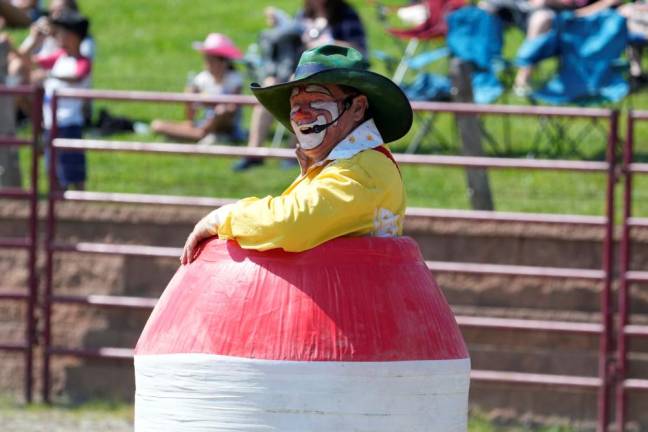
(197, 76), (242, 135)
(574, 0), (620, 16)
(0, 0), (30, 28)
(181, 160), (383, 261)
(15, 17), (48, 61)
(217, 162), (381, 252)
(44, 55), (91, 83)
(180, 204), (235, 264)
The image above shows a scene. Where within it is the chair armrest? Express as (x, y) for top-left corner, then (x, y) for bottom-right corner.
(406, 47), (450, 70)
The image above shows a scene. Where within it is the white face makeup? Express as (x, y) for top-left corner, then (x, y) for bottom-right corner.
(290, 85), (340, 150)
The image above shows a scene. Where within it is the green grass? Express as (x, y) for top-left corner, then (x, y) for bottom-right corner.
(9, 0), (648, 218)
(469, 415), (576, 432)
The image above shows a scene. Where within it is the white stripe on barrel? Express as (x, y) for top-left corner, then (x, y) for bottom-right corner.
(135, 237), (470, 431)
(135, 354), (470, 431)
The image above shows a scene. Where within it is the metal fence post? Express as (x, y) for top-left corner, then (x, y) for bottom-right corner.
(43, 90), (58, 403)
(24, 86), (43, 403)
(597, 110), (618, 432)
(615, 112), (634, 432)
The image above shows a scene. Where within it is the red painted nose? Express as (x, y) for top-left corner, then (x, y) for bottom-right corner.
(291, 109), (314, 124)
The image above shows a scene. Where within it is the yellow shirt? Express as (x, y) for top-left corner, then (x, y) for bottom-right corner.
(218, 148), (405, 252)
(217, 121), (406, 252)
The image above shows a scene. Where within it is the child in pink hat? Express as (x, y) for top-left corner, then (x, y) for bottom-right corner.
(151, 33), (244, 144)
(192, 33), (243, 60)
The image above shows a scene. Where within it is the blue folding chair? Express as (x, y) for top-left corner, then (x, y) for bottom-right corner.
(446, 5), (505, 105)
(402, 6), (505, 104)
(401, 6), (509, 153)
(516, 9), (628, 156)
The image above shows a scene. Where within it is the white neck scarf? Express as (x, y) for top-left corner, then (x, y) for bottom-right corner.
(327, 119), (385, 161)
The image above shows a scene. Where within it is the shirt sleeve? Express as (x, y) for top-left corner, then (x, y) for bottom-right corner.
(73, 57), (92, 79)
(217, 162), (380, 252)
(35, 49), (64, 70)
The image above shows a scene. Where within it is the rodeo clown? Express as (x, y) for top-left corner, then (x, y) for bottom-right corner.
(180, 44), (413, 262)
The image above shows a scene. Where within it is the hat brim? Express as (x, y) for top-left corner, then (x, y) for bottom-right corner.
(251, 69), (413, 143)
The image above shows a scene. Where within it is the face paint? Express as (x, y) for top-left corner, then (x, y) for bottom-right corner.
(295, 121), (326, 149)
(291, 98), (340, 150)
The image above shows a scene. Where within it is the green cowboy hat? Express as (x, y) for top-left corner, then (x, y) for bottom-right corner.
(251, 44), (413, 143)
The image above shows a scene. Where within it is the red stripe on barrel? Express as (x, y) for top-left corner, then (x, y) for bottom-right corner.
(135, 236), (468, 362)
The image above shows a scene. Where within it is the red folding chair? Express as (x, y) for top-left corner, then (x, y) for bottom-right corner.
(373, 0), (466, 83)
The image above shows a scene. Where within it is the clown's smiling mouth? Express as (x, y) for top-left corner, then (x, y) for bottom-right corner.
(298, 123), (324, 134)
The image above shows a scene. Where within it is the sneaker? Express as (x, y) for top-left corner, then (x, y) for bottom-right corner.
(630, 74), (648, 91)
(232, 157), (264, 171)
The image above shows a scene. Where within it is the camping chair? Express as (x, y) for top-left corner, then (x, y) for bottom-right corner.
(515, 9), (628, 157)
(401, 6), (509, 153)
(372, 0), (465, 84)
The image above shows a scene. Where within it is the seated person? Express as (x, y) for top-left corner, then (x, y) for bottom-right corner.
(151, 33), (243, 144)
(234, 0), (367, 171)
(181, 44), (413, 261)
(493, 0), (614, 94)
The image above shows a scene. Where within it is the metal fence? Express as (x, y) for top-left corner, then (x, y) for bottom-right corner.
(615, 111), (648, 431)
(0, 85), (42, 402)
(40, 88), (620, 430)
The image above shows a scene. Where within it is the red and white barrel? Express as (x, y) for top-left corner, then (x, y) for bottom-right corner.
(134, 237), (470, 431)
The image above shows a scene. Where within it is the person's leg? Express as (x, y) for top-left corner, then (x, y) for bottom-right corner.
(56, 125), (86, 191)
(247, 105), (274, 149)
(621, 4), (648, 81)
(233, 76), (278, 171)
(7, 52), (32, 120)
(629, 45), (644, 78)
(514, 9), (555, 94)
(196, 110), (240, 145)
(151, 119), (205, 141)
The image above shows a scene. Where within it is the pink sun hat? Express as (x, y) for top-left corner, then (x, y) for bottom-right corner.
(192, 33), (243, 60)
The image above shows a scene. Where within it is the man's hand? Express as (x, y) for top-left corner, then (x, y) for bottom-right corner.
(180, 205), (233, 265)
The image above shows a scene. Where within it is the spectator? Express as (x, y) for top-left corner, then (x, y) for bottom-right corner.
(618, 1), (648, 86)
(11, 0), (94, 83)
(18, 10), (92, 190)
(233, 0), (367, 171)
(6, 0), (94, 123)
(150, 33), (244, 144)
(479, 0), (597, 95)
